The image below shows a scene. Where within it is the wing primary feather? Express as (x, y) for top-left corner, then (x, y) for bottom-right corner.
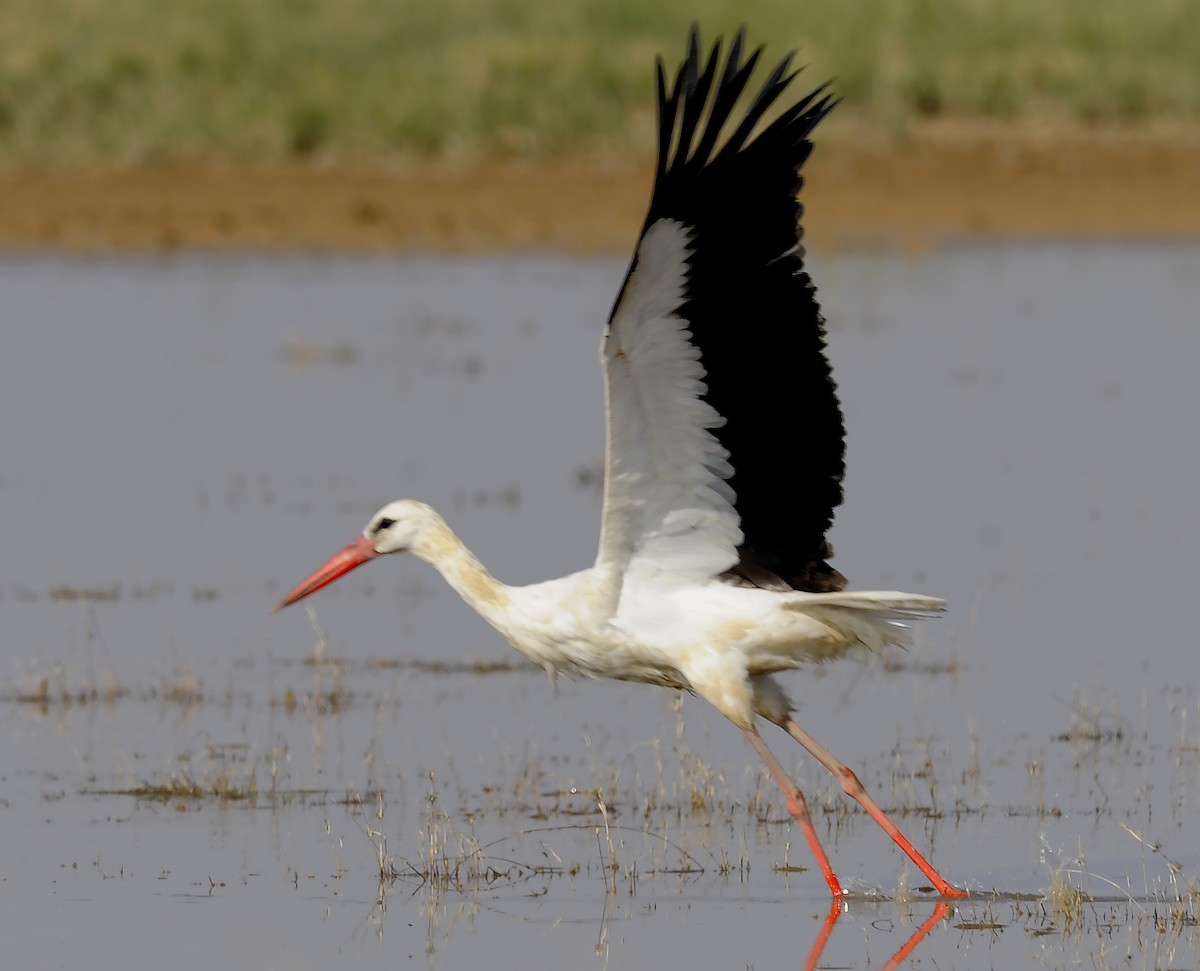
(689, 30), (757, 170)
(653, 59), (673, 182)
(770, 86), (839, 146)
(675, 37), (722, 168)
(671, 27), (701, 155)
(715, 54), (798, 163)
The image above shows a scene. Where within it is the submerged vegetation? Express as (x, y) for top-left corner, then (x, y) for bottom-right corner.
(0, 0), (1197, 166)
(5, 640), (1198, 966)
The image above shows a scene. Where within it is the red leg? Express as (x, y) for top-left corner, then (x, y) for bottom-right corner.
(804, 899), (950, 971)
(777, 715), (968, 899)
(882, 902), (953, 970)
(745, 726), (846, 897)
(802, 900), (844, 971)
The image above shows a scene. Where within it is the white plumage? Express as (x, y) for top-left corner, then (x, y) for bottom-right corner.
(600, 218), (741, 587)
(275, 28), (965, 900)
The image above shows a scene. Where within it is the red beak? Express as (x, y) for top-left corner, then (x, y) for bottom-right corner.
(273, 534), (379, 612)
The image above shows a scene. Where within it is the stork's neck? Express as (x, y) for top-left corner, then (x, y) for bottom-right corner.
(412, 517), (512, 625)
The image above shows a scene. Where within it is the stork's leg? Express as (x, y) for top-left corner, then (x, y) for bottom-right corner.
(884, 902), (953, 969)
(803, 899), (950, 971)
(775, 714), (968, 899)
(802, 900), (843, 971)
(744, 725), (845, 897)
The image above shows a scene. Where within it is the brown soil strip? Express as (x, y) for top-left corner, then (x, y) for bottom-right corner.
(2, 135), (1197, 253)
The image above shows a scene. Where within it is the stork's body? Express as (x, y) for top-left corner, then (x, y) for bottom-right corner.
(371, 499), (937, 726)
(276, 28), (965, 900)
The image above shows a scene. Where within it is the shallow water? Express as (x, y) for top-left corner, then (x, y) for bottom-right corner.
(1, 244), (1198, 969)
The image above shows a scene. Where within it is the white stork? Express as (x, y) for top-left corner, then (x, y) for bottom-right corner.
(276, 27), (966, 900)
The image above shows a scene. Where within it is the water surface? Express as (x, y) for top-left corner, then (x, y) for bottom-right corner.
(1, 244), (1198, 969)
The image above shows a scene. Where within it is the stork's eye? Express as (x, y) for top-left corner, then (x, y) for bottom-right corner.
(374, 517), (396, 533)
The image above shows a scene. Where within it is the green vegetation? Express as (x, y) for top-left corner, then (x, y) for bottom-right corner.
(1, 0), (1197, 165)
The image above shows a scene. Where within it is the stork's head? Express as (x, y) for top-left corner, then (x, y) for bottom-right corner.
(273, 499), (440, 612)
(363, 499), (444, 555)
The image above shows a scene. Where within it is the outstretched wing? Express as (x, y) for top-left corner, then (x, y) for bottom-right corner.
(596, 27), (846, 600)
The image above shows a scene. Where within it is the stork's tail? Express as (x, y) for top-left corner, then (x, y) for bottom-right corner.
(787, 590), (944, 617)
(783, 590), (945, 653)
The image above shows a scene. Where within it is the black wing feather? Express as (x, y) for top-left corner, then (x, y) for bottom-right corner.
(689, 32), (757, 170)
(672, 36), (704, 147)
(615, 27), (846, 593)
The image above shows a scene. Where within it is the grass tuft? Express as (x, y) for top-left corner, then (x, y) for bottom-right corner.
(0, 0), (1197, 166)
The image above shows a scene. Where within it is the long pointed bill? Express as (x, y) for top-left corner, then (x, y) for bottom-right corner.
(273, 534), (379, 613)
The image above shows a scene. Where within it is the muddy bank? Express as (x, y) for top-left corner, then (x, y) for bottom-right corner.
(2, 134), (1198, 252)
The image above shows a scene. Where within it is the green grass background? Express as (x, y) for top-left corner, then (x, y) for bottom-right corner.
(2, 0), (1197, 165)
